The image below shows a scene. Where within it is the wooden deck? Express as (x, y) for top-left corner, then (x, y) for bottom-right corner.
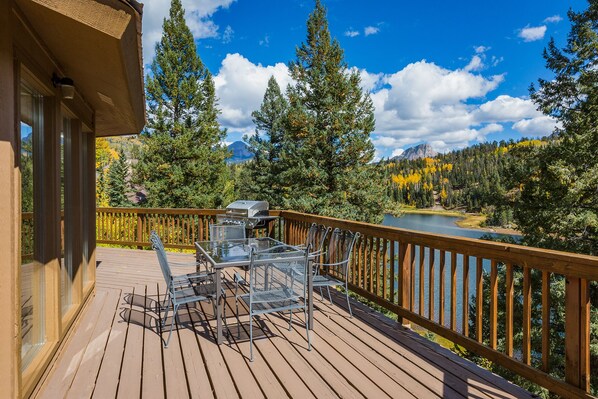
(32, 247), (534, 399)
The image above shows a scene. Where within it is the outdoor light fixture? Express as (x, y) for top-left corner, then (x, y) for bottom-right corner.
(52, 73), (75, 100)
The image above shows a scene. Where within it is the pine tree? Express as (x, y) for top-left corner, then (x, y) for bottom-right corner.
(241, 76), (288, 208)
(134, 0), (229, 209)
(284, 0), (383, 223)
(107, 149), (130, 207)
(511, 1), (598, 254)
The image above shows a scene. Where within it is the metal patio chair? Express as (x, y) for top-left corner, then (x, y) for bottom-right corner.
(298, 223), (331, 257)
(150, 232), (227, 347)
(234, 247), (311, 361)
(207, 222), (247, 275)
(312, 228), (360, 317)
(150, 230), (210, 281)
(209, 222), (246, 241)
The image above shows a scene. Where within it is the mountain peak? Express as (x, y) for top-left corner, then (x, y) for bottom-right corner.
(227, 141), (254, 164)
(393, 143), (437, 161)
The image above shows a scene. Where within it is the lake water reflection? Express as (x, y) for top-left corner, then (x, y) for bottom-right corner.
(380, 213), (518, 332)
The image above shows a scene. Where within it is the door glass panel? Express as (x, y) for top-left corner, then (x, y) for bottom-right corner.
(81, 133), (90, 285)
(20, 84), (45, 370)
(61, 117), (73, 313)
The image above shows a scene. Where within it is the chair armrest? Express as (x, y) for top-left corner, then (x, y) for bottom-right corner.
(312, 260), (350, 268)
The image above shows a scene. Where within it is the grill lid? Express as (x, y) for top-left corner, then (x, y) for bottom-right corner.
(225, 200), (269, 218)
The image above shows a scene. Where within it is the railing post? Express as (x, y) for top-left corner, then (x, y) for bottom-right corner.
(398, 241), (411, 327)
(136, 212), (143, 249)
(565, 276), (590, 391)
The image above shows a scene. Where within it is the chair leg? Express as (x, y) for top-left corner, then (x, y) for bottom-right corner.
(327, 286), (333, 304)
(249, 315), (254, 362)
(162, 297), (172, 327)
(164, 303), (179, 348)
(319, 287), (324, 301)
(304, 307), (311, 351)
(345, 284), (353, 318)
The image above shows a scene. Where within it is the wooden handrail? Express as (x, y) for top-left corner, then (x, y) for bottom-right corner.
(94, 207), (596, 397)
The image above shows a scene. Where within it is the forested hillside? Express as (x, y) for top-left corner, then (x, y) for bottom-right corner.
(382, 139), (547, 226)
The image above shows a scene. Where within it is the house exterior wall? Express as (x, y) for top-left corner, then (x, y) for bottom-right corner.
(0, 2), (143, 397)
(0, 1), (20, 397)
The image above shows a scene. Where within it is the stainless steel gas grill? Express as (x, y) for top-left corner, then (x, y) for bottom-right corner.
(216, 200), (278, 236)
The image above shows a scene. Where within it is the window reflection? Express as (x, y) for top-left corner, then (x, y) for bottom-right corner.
(20, 83), (45, 370)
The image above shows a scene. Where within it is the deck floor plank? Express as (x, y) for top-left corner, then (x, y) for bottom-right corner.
(37, 290), (109, 399)
(117, 284), (146, 399)
(142, 283), (165, 399)
(65, 289), (122, 399)
(34, 247), (535, 399)
(91, 290), (130, 399)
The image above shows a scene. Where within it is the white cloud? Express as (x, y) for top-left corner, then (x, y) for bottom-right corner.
(210, 54), (554, 156)
(391, 148), (404, 158)
(474, 45), (490, 54)
(363, 59), (555, 156)
(364, 26), (380, 36)
(259, 35), (270, 47)
(475, 95), (540, 122)
(222, 25), (234, 43)
(464, 55), (484, 72)
(213, 53), (294, 131)
(349, 67), (384, 92)
(142, 0), (236, 65)
(345, 30), (360, 37)
(544, 15), (562, 23)
(518, 25), (547, 42)
(513, 116), (559, 136)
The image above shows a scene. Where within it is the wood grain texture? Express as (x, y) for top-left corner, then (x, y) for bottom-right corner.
(33, 247), (536, 399)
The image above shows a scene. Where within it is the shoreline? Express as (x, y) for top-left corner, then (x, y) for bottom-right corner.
(398, 208), (521, 236)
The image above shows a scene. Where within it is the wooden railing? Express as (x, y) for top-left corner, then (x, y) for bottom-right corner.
(96, 207), (283, 249)
(96, 207), (597, 398)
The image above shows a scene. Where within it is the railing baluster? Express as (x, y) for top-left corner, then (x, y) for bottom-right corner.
(505, 262), (514, 357)
(369, 236), (375, 294)
(390, 241), (395, 304)
(522, 265), (531, 363)
(450, 251), (457, 330)
(476, 257), (483, 343)
(439, 250), (446, 327)
(410, 244), (416, 313)
(419, 245), (424, 316)
(398, 241), (412, 327)
(375, 237), (381, 296)
(542, 270), (550, 372)
(382, 239), (388, 301)
(462, 254), (470, 337)
(429, 248), (435, 322)
(490, 259), (498, 349)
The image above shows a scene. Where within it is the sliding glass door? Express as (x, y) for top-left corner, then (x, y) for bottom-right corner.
(20, 83), (45, 370)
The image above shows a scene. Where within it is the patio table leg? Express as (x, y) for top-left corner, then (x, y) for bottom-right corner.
(215, 268), (223, 344)
(308, 264), (313, 330)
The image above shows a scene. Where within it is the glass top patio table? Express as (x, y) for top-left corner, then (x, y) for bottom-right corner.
(195, 237), (300, 268)
(194, 237), (314, 345)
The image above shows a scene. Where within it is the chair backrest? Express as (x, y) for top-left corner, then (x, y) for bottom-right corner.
(249, 248), (308, 303)
(150, 231), (173, 287)
(326, 228), (360, 271)
(305, 223), (331, 255)
(209, 223), (246, 241)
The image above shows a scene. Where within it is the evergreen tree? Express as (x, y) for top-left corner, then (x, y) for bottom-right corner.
(512, 1), (598, 254)
(107, 149), (130, 207)
(284, 0), (383, 223)
(134, 0), (229, 209)
(241, 76), (288, 208)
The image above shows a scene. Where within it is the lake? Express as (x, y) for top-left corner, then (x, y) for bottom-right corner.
(380, 213), (517, 332)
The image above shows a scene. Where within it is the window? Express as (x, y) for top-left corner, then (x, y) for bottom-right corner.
(20, 83), (45, 370)
(61, 117), (74, 314)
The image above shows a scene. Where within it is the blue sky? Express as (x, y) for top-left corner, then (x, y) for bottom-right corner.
(142, 0), (586, 159)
